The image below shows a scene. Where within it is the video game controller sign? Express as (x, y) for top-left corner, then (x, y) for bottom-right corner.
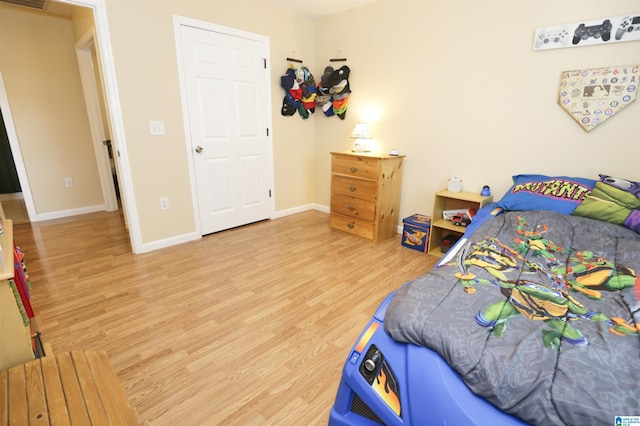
(535, 26), (570, 49)
(615, 16), (640, 40)
(572, 19), (612, 44)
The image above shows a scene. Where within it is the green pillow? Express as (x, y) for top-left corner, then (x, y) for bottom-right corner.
(572, 176), (640, 233)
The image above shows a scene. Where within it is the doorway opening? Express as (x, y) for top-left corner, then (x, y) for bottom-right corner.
(0, 108), (28, 223)
(75, 26), (121, 213)
(0, 0), (120, 222)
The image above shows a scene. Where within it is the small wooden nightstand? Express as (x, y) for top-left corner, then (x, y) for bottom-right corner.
(329, 151), (405, 243)
(428, 190), (493, 257)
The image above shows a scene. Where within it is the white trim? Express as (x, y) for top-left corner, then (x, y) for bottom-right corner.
(59, 0), (142, 253)
(144, 203), (327, 252)
(75, 28), (119, 212)
(174, 15), (273, 43)
(438, 237), (467, 266)
(272, 203), (330, 218)
(173, 15), (202, 237)
(35, 204), (106, 221)
(276, 204), (402, 234)
(273, 204), (316, 219)
(138, 231), (200, 254)
(173, 15), (275, 237)
(312, 204), (330, 214)
(0, 70), (37, 222)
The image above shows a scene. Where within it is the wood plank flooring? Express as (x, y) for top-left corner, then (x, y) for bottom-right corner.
(13, 210), (438, 425)
(1, 199), (29, 224)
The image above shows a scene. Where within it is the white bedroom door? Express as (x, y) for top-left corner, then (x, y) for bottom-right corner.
(179, 23), (274, 235)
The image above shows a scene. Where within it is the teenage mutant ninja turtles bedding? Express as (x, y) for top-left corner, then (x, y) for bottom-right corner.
(385, 210), (640, 425)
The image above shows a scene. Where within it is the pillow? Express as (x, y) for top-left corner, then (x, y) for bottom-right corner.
(572, 174), (640, 233)
(497, 174), (596, 214)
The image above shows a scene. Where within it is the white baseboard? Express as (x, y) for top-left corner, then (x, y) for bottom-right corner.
(35, 204), (106, 222)
(274, 203), (400, 234)
(272, 203), (329, 219)
(39, 202), (396, 254)
(142, 204), (331, 253)
(312, 203), (330, 214)
(138, 231), (200, 253)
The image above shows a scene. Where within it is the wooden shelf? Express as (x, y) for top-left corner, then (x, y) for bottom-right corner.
(428, 190), (493, 257)
(0, 202), (41, 370)
(0, 217), (35, 370)
(0, 219), (14, 280)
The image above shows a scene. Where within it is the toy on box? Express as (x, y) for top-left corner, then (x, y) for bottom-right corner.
(452, 212), (472, 227)
(442, 209), (467, 220)
(402, 214), (431, 253)
(442, 207), (477, 221)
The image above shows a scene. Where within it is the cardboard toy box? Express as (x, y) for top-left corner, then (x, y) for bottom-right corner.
(402, 214), (431, 253)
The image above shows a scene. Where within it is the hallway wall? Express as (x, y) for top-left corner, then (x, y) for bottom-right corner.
(0, 5), (104, 215)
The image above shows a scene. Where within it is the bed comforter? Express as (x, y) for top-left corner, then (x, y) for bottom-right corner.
(385, 210), (640, 425)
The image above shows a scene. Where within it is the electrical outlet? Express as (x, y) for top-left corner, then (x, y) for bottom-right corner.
(64, 177), (73, 188)
(160, 197), (169, 210)
(149, 120), (166, 136)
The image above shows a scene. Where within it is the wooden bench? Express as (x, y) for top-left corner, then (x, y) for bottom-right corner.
(0, 350), (138, 425)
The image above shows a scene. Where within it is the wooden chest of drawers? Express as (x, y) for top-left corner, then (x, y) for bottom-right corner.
(330, 151), (405, 243)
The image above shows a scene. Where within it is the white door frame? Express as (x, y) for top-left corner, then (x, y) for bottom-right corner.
(58, 0), (141, 252)
(0, 70), (37, 220)
(75, 28), (119, 212)
(173, 15), (275, 236)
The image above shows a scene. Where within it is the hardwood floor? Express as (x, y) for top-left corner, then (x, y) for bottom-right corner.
(13, 210), (438, 425)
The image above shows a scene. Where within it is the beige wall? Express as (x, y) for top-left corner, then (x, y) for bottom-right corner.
(0, 6), (103, 214)
(3, 0), (640, 249)
(315, 1), (640, 220)
(104, 0), (317, 243)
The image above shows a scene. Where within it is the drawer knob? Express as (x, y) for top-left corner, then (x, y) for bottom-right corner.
(348, 186), (357, 192)
(350, 167), (358, 173)
(347, 222), (355, 229)
(348, 205), (356, 211)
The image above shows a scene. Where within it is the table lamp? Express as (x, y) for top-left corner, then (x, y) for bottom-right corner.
(350, 123), (372, 152)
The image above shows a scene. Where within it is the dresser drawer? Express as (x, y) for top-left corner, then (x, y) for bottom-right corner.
(330, 213), (375, 240)
(331, 175), (378, 200)
(330, 193), (376, 221)
(329, 151), (404, 243)
(331, 155), (379, 180)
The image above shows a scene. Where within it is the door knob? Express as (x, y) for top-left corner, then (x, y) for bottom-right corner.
(195, 146), (203, 153)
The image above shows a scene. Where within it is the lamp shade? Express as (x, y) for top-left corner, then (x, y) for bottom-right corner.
(350, 123), (372, 139)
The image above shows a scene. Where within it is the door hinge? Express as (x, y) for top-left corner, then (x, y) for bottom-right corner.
(269, 189), (272, 197)
(266, 128), (269, 137)
(263, 58), (267, 69)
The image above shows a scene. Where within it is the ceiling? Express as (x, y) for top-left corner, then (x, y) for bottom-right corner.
(1, 0), (382, 19)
